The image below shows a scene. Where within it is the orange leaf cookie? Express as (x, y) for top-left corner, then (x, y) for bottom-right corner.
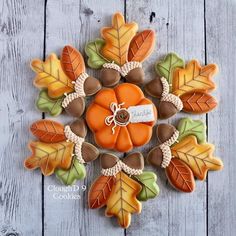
(128, 29), (155, 62)
(105, 171), (142, 228)
(171, 135), (223, 180)
(165, 158), (195, 193)
(101, 12), (138, 66)
(172, 60), (218, 96)
(31, 53), (74, 98)
(180, 90), (217, 114)
(88, 175), (115, 209)
(30, 120), (66, 143)
(86, 83), (157, 152)
(24, 141), (74, 176)
(61, 45), (85, 81)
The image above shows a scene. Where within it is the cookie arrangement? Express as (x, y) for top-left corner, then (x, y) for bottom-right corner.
(24, 12), (223, 228)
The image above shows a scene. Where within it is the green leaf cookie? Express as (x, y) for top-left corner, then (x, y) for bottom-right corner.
(177, 117), (206, 143)
(85, 38), (109, 69)
(36, 90), (64, 116)
(155, 52), (184, 89)
(55, 157), (86, 185)
(133, 171), (159, 201)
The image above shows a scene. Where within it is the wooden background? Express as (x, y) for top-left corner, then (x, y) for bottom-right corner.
(0, 0), (235, 235)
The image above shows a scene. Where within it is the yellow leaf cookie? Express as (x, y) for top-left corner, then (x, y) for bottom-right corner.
(101, 12), (138, 66)
(24, 141), (74, 176)
(172, 60), (218, 96)
(105, 171), (142, 228)
(31, 53), (74, 98)
(171, 135), (223, 180)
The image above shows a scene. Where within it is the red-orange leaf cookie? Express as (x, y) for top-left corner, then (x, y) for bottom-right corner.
(101, 12), (138, 66)
(88, 175), (115, 209)
(61, 45), (85, 81)
(180, 90), (218, 114)
(128, 30), (155, 62)
(165, 158), (195, 193)
(24, 141), (74, 176)
(30, 120), (66, 143)
(172, 60), (218, 96)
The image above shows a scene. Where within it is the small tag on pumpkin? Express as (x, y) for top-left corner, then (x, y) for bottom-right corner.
(128, 104), (155, 123)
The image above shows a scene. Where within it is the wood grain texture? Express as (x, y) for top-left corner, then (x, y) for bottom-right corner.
(44, 1), (124, 236)
(0, 0), (44, 235)
(206, 0), (236, 235)
(126, 0), (207, 236)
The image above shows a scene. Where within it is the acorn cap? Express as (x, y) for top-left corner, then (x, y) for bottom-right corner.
(156, 123), (179, 146)
(84, 76), (102, 96)
(69, 118), (87, 138)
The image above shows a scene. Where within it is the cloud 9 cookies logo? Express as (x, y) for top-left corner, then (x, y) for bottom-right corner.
(47, 185), (87, 200)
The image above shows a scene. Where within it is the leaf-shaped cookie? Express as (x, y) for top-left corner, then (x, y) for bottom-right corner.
(165, 158), (195, 193)
(180, 91), (218, 114)
(172, 60), (218, 96)
(88, 175), (115, 209)
(31, 53), (74, 98)
(155, 53), (184, 87)
(61, 45), (85, 81)
(55, 156), (86, 185)
(105, 171), (142, 228)
(36, 90), (64, 116)
(133, 171), (159, 201)
(85, 38), (109, 69)
(24, 141), (74, 176)
(177, 117), (206, 143)
(128, 30), (155, 62)
(171, 135), (223, 180)
(101, 12), (138, 66)
(30, 120), (66, 143)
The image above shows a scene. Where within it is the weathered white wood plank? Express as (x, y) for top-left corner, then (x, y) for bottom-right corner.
(126, 1), (207, 235)
(206, 1), (236, 235)
(0, 0), (44, 235)
(43, 1), (125, 235)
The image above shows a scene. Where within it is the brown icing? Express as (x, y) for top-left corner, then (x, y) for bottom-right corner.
(115, 109), (130, 125)
(84, 76), (102, 96)
(100, 68), (121, 87)
(125, 67), (144, 85)
(81, 142), (99, 163)
(65, 97), (85, 117)
(156, 124), (176, 144)
(122, 152), (144, 170)
(144, 77), (163, 98)
(100, 153), (119, 169)
(69, 118), (87, 138)
(147, 146), (163, 167)
(159, 101), (178, 119)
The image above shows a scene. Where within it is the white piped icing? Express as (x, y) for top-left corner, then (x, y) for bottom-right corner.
(101, 160), (143, 176)
(64, 125), (85, 164)
(161, 93), (183, 111)
(74, 72), (89, 97)
(120, 61), (142, 77)
(159, 144), (172, 168)
(62, 92), (80, 108)
(162, 129), (179, 146)
(103, 62), (121, 72)
(160, 77), (170, 97)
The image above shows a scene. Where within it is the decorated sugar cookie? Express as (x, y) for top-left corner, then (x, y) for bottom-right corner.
(85, 12), (156, 86)
(145, 53), (218, 119)
(88, 152), (159, 228)
(31, 45), (101, 117)
(147, 118), (223, 192)
(86, 83), (157, 152)
(24, 119), (99, 185)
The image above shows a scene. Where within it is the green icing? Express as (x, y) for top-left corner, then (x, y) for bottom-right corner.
(155, 52), (184, 90)
(85, 38), (109, 69)
(133, 171), (160, 201)
(36, 89), (63, 116)
(55, 157), (86, 186)
(177, 117), (206, 144)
